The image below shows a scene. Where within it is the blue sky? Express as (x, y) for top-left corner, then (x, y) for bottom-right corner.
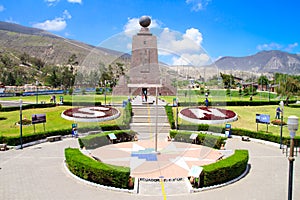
(0, 0), (299, 65)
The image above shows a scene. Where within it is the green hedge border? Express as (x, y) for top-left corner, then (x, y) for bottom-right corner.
(0, 103), (56, 112)
(200, 149), (249, 187)
(178, 100), (296, 107)
(78, 129), (136, 149)
(65, 148), (132, 189)
(170, 130), (226, 149)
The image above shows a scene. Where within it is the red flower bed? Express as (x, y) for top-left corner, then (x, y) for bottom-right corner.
(180, 106), (236, 120)
(63, 106), (118, 119)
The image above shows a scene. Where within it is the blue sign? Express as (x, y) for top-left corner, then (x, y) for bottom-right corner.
(256, 114), (270, 124)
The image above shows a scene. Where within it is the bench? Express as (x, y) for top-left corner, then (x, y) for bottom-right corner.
(40, 101), (46, 104)
(0, 143), (7, 151)
(241, 136), (250, 142)
(46, 135), (62, 142)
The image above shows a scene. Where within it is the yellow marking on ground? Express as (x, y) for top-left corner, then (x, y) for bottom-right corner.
(146, 103), (153, 140)
(160, 179), (167, 200)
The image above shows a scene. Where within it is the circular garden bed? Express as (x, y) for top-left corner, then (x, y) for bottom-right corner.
(61, 106), (120, 122)
(179, 106), (238, 124)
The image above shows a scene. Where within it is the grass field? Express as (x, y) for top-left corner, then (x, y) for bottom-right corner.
(0, 106), (125, 137)
(176, 105), (300, 137)
(0, 92), (299, 138)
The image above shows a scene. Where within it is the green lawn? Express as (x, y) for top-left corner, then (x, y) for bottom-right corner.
(1, 94), (129, 104)
(176, 105), (300, 137)
(0, 106), (125, 137)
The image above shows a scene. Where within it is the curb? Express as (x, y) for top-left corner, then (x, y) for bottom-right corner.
(63, 161), (136, 194)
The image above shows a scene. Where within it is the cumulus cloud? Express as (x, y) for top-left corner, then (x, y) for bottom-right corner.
(257, 42), (298, 52)
(33, 18), (66, 31)
(285, 42), (298, 52)
(63, 10), (72, 19)
(124, 17), (159, 37)
(67, 0), (82, 3)
(45, 0), (60, 7)
(186, 0), (211, 11)
(123, 17), (210, 66)
(172, 53), (210, 66)
(0, 5), (4, 12)
(32, 10), (71, 31)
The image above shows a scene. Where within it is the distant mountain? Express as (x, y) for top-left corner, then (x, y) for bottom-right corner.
(215, 50), (300, 74)
(0, 21), (129, 67)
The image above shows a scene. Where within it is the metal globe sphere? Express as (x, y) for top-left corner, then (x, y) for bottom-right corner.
(139, 16), (151, 28)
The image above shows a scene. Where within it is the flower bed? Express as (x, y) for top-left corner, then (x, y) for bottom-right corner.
(179, 106), (237, 124)
(61, 106), (120, 122)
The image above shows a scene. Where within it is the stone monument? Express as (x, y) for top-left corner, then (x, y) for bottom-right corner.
(113, 16), (175, 97)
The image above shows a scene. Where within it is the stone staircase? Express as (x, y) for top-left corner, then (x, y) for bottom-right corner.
(130, 96), (170, 141)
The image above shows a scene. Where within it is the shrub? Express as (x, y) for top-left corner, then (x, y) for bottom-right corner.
(170, 130), (226, 149)
(122, 102), (132, 128)
(78, 130), (136, 149)
(271, 119), (287, 126)
(165, 105), (175, 129)
(65, 148), (131, 189)
(0, 103), (56, 112)
(201, 150), (249, 187)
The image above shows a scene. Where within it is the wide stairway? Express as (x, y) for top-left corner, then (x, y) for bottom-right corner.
(130, 95), (170, 142)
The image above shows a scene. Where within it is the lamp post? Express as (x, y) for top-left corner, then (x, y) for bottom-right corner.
(279, 100), (284, 149)
(287, 115), (298, 200)
(36, 81), (39, 104)
(104, 80), (107, 106)
(19, 99), (23, 149)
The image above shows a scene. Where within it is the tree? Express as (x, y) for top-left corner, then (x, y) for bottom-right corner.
(258, 75), (269, 91)
(220, 73), (235, 89)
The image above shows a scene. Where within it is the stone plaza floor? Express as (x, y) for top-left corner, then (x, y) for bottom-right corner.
(1, 137), (300, 199)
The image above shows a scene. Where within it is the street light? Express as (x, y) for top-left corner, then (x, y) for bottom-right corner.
(104, 80), (107, 106)
(36, 81), (39, 104)
(279, 100), (284, 149)
(19, 99), (23, 149)
(287, 115), (298, 200)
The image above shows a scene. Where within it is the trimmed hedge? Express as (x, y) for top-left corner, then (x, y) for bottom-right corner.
(78, 130), (136, 149)
(65, 148), (131, 189)
(176, 124), (300, 147)
(0, 128), (72, 146)
(0, 124), (129, 146)
(122, 102), (132, 127)
(165, 105), (176, 129)
(201, 149), (249, 187)
(178, 100), (296, 107)
(0, 103), (56, 112)
(170, 130), (226, 149)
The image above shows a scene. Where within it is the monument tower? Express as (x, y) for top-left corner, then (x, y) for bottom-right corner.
(113, 16), (175, 97)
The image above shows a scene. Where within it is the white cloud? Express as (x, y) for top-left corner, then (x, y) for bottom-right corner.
(186, 0), (211, 11)
(257, 42), (298, 52)
(285, 42), (298, 52)
(0, 5), (5, 12)
(5, 17), (18, 24)
(32, 10), (71, 31)
(67, 0), (82, 3)
(45, 0), (60, 6)
(33, 18), (66, 31)
(63, 10), (72, 19)
(257, 42), (282, 51)
(124, 17), (159, 37)
(172, 53), (210, 66)
(158, 28), (202, 55)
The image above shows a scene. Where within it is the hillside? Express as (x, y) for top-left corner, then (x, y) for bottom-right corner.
(0, 21), (129, 67)
(215, 50), (300, 74)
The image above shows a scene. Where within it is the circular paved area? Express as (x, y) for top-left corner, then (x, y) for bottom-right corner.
(0, 138), (300, 200)
(91, 141), (223, 178)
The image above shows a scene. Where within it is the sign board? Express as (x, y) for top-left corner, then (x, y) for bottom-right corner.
(188, 165), (203, 177)
(190, 133), (198, 140)
(256, 114), (270, 124)
(225, 124), (231, 129)
(108, 133), (117, 140)
(32, 114), (46, 124)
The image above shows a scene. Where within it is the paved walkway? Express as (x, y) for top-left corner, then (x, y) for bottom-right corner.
(1, 138), (299, 200)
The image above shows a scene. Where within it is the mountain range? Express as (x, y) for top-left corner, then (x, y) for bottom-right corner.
(0, 21), (299, 75)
